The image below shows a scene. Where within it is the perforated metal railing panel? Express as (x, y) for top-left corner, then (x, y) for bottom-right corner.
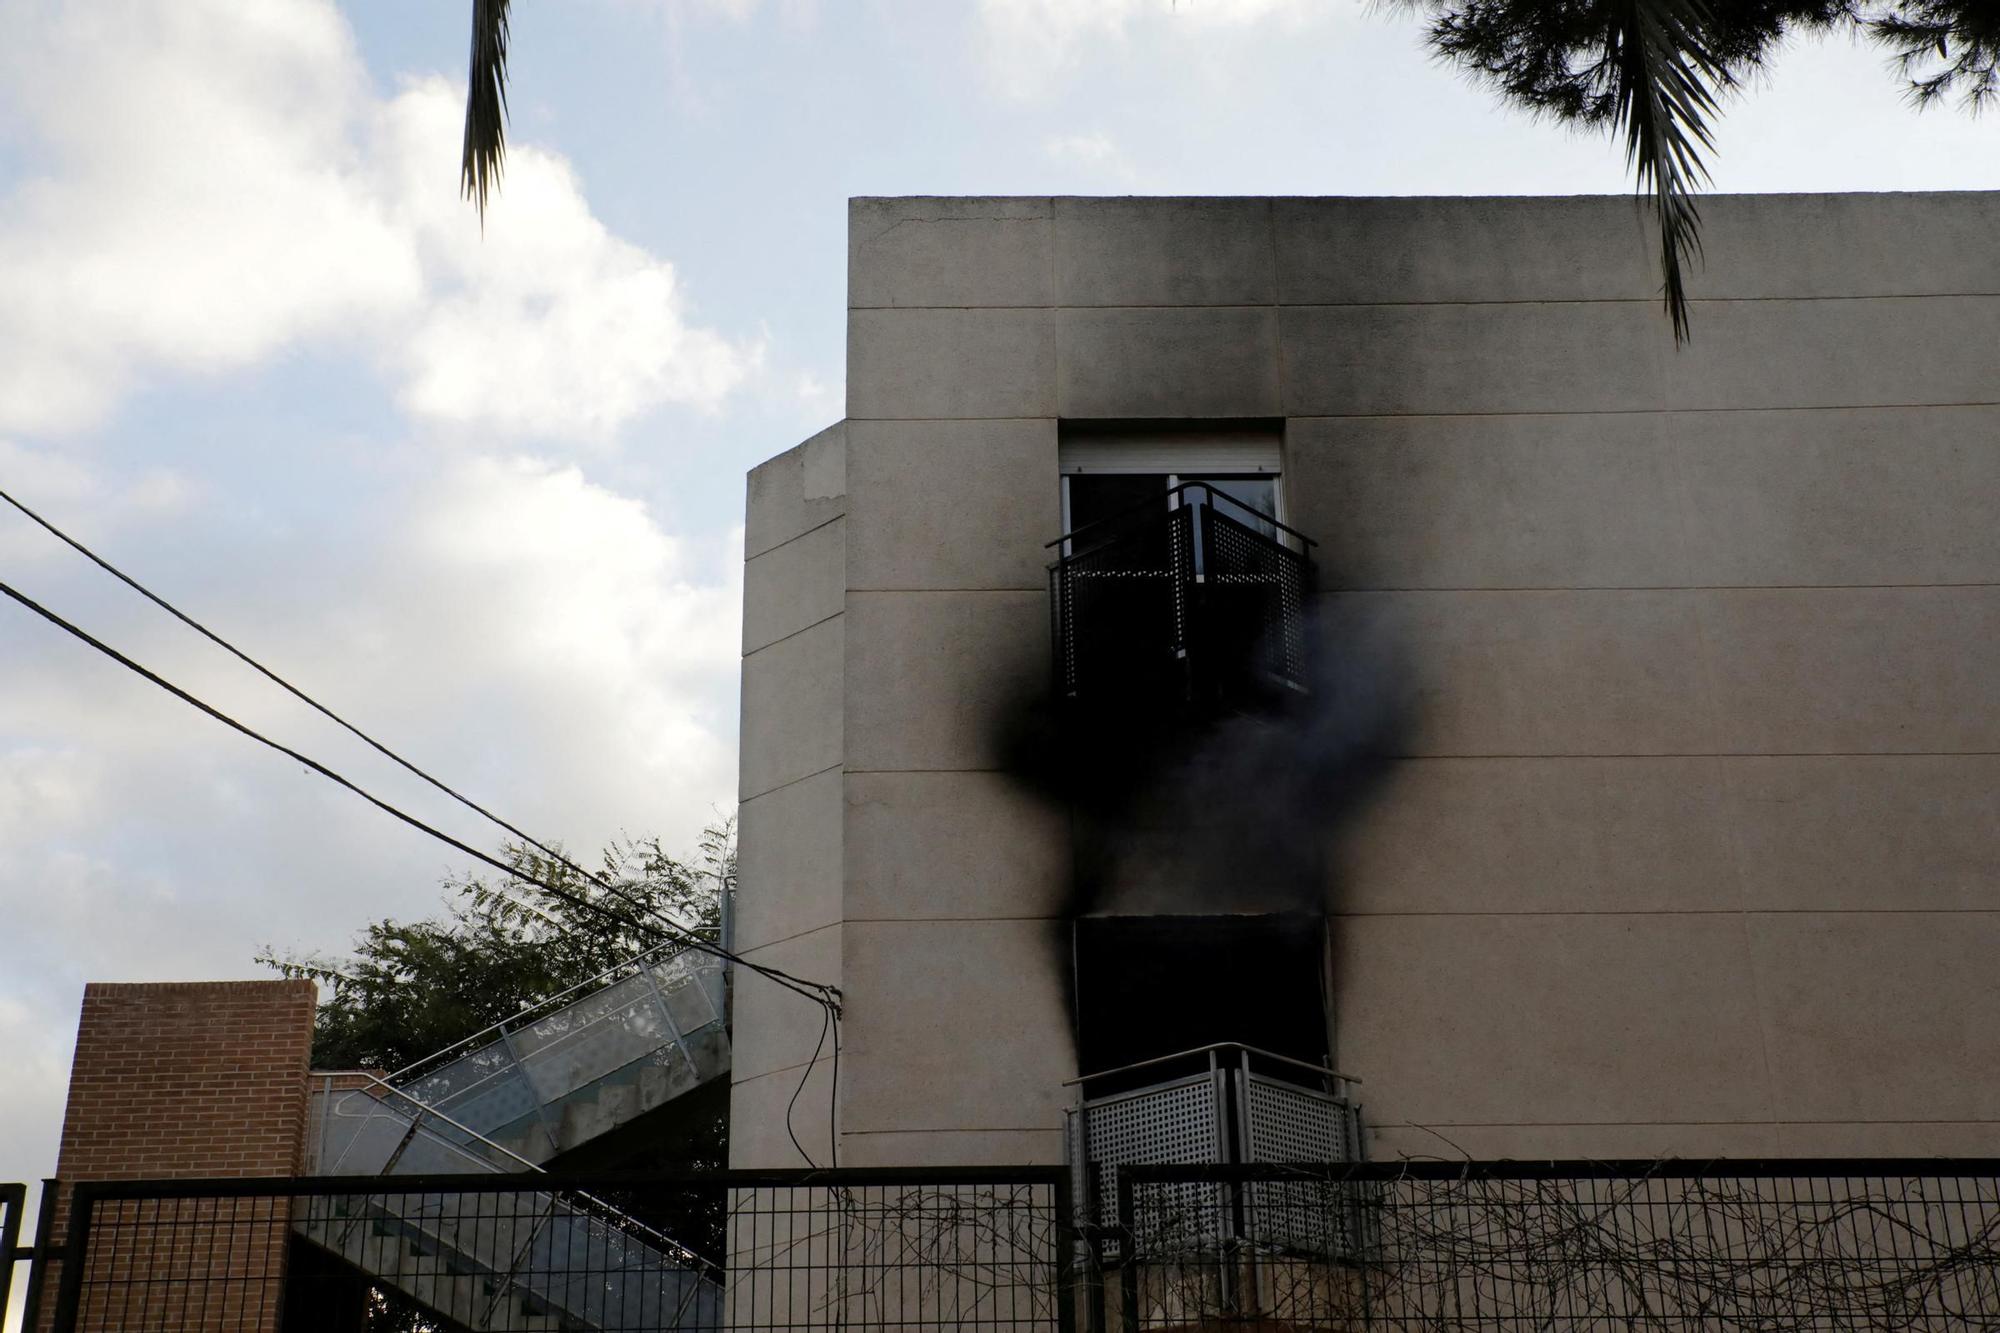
(1196, 504), (1309, 694)
(1240, 1076), (1364, 1257)
(1076, 1074), (1222, 1245)
(1242, 1074), (1353, 1164)
(1049, 513), (1188, 702)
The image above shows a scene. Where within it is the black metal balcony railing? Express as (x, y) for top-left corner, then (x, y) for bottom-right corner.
(1048, 483), (1314, 710)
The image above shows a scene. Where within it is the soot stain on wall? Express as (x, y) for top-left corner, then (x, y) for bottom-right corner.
(994, 595), (1418, 1063)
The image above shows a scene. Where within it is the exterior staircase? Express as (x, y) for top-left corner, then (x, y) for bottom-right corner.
(297, 940), (732, 1330)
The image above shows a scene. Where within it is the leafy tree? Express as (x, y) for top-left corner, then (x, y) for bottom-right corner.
(259, 818), (734, 1077)
(456, 1), (1997, 339)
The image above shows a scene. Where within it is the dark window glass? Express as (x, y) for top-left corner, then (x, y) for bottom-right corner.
(1066, 473), (1172, 538)
(1073, 914), (1328, 1092)
(1183, 474), (1278, 542)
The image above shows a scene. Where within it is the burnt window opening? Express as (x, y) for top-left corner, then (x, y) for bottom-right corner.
(1050, 473), (1313, 717)
(1072, 914), (1330, 1098)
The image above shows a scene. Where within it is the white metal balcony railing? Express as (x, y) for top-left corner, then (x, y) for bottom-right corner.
(1064, 1042), (1364, 1253)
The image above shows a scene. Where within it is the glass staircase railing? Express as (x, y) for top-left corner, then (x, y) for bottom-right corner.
(297, 939), (732, 1330)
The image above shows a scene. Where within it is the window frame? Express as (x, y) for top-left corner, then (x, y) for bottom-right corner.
(1058, 434), (1287, 537)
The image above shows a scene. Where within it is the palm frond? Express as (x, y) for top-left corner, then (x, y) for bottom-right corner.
(1409, 0), (1744, 341)
(462, 0), (512, 222)
(1608, 0), (1730, 342)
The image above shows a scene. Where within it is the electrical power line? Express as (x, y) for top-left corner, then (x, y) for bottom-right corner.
(0, 576), (839, 1015)
(4, 490), (846, 1156)
(0, 484), (697, 949)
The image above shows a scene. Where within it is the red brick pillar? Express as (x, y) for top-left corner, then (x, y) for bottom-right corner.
(44, 979), (316, 1333)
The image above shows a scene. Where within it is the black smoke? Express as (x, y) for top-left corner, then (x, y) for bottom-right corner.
(1000, 601), (1414, 922)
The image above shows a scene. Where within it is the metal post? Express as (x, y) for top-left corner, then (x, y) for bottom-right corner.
(635, 957), (693, 1068)
(494, 1019), (562, 1157)
(19, 1177), (60, 1328)
(478, 1196), (558, 1328)
(316, 1072), (335, 1171)
(1231, 1053), (1258, 1318)
(0, 1181), (24, 1320)
(1209, 1049), (1240, 1316)
(48, 1183), (96, 1333)
(1054, 1168), (1080, 1333)
(1116, 1169), (1139, 1333)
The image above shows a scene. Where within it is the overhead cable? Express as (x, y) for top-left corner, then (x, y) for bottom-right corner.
(0, 483), (678, 933)
(0, 577), (839, 1015)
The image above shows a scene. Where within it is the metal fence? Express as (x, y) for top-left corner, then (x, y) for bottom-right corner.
(1113, 1160), (2000, 1331)
(23, 1159), (2000, 1332)
(40, 1168), (1073, 1333)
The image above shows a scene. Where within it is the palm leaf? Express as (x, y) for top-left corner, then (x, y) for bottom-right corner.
(462, 0), (512, 221)
(1608, 0), (1729, 342)
(1412, 0), (1737, 342)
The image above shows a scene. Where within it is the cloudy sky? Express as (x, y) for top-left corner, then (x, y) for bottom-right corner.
(2, 0), (1997, 1259)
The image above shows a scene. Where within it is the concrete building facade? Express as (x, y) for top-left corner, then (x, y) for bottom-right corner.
(731, 192), (2000, 1172)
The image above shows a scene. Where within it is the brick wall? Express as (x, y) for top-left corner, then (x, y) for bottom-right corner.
(44, 979), (317, 1333)
(55, 980), (317, 1183)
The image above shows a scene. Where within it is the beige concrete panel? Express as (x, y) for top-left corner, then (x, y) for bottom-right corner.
(849, 197), (1054, 309)
(736, 767), (844, 951)
(1280, 297), (2000, 418)
(1276, 193), (2000, 305)
(1659, 295), (2000, 412)
(1771, 1121), (2000, 1156)
(845, 419), (1059, 591)
(1686, 192), (2000, 299)
(747, 422), (845, 560)
(1675, 406), (2000, 586)
(840, 919), (1075, 1134)
(840, 1129), (1066, 1169)
(1336, 757), (1741, 915)
(729, 1059), (835, 1169)
(743, 518), (844, 654)
(1334, 914), (1772, 1128)
(845, 771), (1070, 921)
(1697, 587), (2000, 754)
(1286, 414), (1696, 590)
(740, 616), (843, 800)
(1747, 913), (2000, 1125)
(1056, 307), (1281, 419)
(731, 923), (842, 1083)
(848, 308), (1055, 420)
(1725, 756), (2000, 912)
(1330, 590), (1719, 756)
(1368, 1122), (1783, 1163)
(1341, 754), (2000, 917)
(1276, 196), (1655, 306)
(1280, 302), (1672, 418)
(1053, 197), (1276, 306)
(844, 591), (1048, 772)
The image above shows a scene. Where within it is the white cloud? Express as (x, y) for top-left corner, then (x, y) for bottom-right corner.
(0, 0), (754, 441)
(0, 451), (743, 1203)
(979, 0), (1317, 95)
(382, 81), (758, 438)
(1045, 131), (1120, 164)
(0, 440), (198, 566)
